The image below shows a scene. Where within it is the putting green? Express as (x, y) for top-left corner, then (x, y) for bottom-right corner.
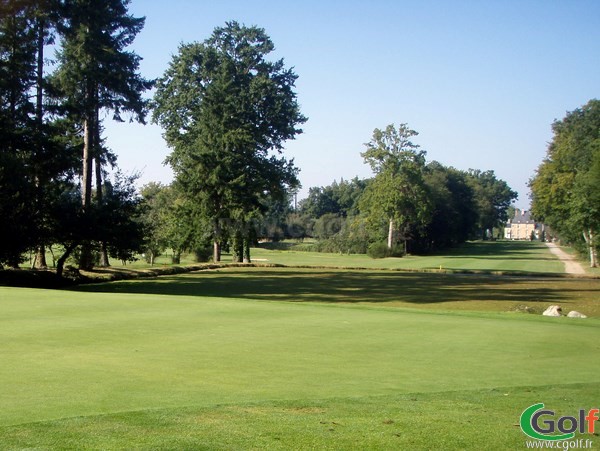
(1, 282), (598, 428)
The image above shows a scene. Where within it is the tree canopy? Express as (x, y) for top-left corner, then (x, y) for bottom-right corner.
(153, 21), (306, 262)
(0, 0), (149, 273)
(530, 99), (600, 267)
(359, 123), (432, 251)
(0, 6), (531, 271)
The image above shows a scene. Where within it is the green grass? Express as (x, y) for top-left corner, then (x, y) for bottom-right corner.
(26, 240), (579, 277)
(252, 241), (567, 274)
(76, 267), (600, 316)
(2, 384), (596, 450)
(1, 269), (599, 449)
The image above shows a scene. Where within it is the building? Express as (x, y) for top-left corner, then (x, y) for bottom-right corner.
(504, 210), (539, 240)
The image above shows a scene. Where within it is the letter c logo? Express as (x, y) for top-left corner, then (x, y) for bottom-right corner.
(520, 403), (576, 441)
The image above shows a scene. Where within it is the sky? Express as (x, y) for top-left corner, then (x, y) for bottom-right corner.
(103, 0), (600, 208)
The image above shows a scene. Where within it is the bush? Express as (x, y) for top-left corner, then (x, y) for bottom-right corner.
(367, 242), (388, 259)
(367, 242), (405, 259)
(194, 246), (213, 262)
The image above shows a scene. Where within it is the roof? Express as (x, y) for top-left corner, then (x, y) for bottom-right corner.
(508, 210), (536, 225)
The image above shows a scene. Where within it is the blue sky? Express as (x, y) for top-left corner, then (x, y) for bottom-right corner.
(103, 0), (600, 208)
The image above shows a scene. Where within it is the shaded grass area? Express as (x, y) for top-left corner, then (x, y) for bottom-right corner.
(76, 267), (600, 316)
(1, 383), (597, 450)
(4, 241), (591, 290)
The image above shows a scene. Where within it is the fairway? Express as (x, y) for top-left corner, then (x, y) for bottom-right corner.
(1, 269), (599, 449)
(250, 240), (568, 274)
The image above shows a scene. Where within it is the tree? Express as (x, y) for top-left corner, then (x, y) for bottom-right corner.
(359, 123), (431, 251)
(29, 0), (59, 269)
(299, 178), (366, 219)
(140, 182), (167, 264)
(52, 0), (152, 269)
(466, 169), (517, 239)
(153, 21), (306, 263)
(96, 171), (145, 264)
(0, 0), (51, 267)
(530, 99), (600, 267)
(418, 162), (478, 252)
(140, 182), (196, 264)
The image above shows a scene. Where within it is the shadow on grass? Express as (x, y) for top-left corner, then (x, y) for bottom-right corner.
(439, 241), (557, 261)
(71, 269), (600, 307)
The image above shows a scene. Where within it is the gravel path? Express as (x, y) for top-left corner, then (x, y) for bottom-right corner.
(545, 242), (586, 275)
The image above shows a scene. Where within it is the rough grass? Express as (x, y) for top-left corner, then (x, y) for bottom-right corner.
(2, 384), (596, 450)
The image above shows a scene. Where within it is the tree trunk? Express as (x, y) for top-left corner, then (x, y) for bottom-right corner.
(99, 242), (109, 267)
(231, 229), (243, 262)
(79, 114), (95, 270)
(243, 237), (251, 264)
(34, 245), (48, 269)
(36, 18), (44, 127)
(172, 251), (181, 264)
(583, 229), (598, 268)
(95, 156), (109, 267)
(82, 118), (93, 208)
(213, 240), (221, 262)
(213, 220), (221, 262)
(56, 243), (77, 278)
(33, 19), (47, 270)
(387, 218), (394, 249)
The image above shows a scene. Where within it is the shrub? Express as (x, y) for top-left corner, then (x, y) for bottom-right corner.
(367, 242), (405, 259)
(194, 246), (213, 262)
(367, 242), (388, 259)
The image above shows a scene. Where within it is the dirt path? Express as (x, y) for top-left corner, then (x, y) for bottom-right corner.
(545, 242), (586, 275)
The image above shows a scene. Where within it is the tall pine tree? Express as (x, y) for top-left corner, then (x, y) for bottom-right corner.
(0, 0), (39, 267)
(52, 0), (152, 269)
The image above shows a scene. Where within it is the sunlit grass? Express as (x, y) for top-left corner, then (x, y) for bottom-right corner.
(1, 273), (599, 448)
(250, 240), (566, 273)
(3, 240), (598, 449)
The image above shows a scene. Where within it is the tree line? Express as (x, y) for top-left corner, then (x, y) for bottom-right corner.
(529, 99), (599, 267)
(0, 0), (150, 275)
(0, 2), (528, 271)
(141, 123), (518, 261)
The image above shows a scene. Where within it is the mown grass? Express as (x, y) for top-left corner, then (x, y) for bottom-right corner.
(2, 242), (598, 449)
(251, 240), (567, 274)
(1, 271), (599, 449)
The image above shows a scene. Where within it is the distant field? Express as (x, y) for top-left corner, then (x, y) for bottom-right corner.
(251, 240), (567, 273)
(29, 240), (583, 275)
